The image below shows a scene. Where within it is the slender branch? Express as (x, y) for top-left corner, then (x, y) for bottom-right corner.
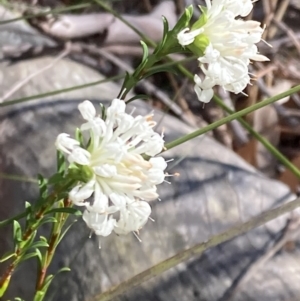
(89, 196), (300, 301)
(0, 3), (92, 25)
(0, 75), (124, 108)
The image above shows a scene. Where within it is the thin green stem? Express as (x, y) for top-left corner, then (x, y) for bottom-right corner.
(35, 199), (72, 296)
(0, 172), (38, 183)
(93, 0), (156, 48)
(0, 3), (92, 25)
(214, 96), (300, 178)
(90, 196), (300, 301)
(0, 75), (124, 108)
(165, 84), (300, 150)
(0, 57), (193, 108)
(0, 209), (30, 228)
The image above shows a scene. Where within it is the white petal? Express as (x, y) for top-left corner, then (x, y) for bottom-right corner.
(83, 211), (116, 237)
(177, 28), (203, 46)
(149, 157), (167, 170)
(69, 180), (95, 206)
(78, 100), (96, 121)
(55, 133), (79, 154)
(68, 147), (91, 165)
(94, 164), (117, 178)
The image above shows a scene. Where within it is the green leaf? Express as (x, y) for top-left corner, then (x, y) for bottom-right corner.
(19, 250), (40, 263)
(100, 103), (106, 120)
(13, 220), (22, 243)
(142, 66), (178, 79)
(56, 219), (78, 246)
(0, 251), (16, 262)
(38, 174), (48, 199)
(140, 41), (149, 67)
(45, 207), (82, 216)
(75, 128), (84, 148)
(117, 72), (131, 99)
(38, 216), (58, 226)
(57, 267), (71, 274)
(126, 94), (149, 103)
(153, 16), (169, 55)
(56, 150), (66, 174)
(48, 173), (64, 185)
(33, 289), (46, 301)
(35, 248), (43, 266)
(172, 5), (193, 34)
(29, 240), (49, 249)
(133, 41), (149, 77)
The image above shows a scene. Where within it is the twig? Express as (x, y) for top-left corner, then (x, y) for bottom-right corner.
(272, 18), (300, 56)
(268, 0), (290, 39)
(0, 45), (70, 103)
(88, 196), (300, 301)
(218, 89), (249, 147)
(76, 43), (197, 127)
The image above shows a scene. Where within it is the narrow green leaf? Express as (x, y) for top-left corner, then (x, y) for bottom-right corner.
(19, 250), (39, 263)
(38, 174), (48, 199)
(171, 5), (193, 34)
(126, 94), (149, 103)
(38, 216), (58, 226)
(153, 16), (169, 54)
(56, 220), (78, 246)
(0, 209), (29, 228)
(45, 207), (82, 216)
(142, 66), (178, 79)
(140, 41), (149, 66)
(57, 267), (71, 274)
(13, 220), (22, 243)
(33, 290), (45, 301)
(75, 128), (84, 148)
(35, 248), (43, 266)
(133, 41), (149, 77)
(56, 150), (66, 174)
(0, 251), (16, 262)
(29, 241), (49, 249)
(40, 236), (47, 242)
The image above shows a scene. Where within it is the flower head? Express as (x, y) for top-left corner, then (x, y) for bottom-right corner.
(177, 0), (269, 103)
(56, 99), (167, 240)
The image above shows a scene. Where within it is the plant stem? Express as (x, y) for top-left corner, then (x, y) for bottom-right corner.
(164, 84), (300, 176)
(90, 196), (300, 301)
(0, 75), (124, 108)
(0, 3), (92, 25)
(35, 199), (72, 293)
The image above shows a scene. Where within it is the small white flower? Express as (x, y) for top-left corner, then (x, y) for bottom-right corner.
(56, 99), (168, 239)
(177, 0), (268, 103)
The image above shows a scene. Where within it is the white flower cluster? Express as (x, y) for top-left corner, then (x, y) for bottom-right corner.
(55, 99), (167, 240)
(177, 0), (269, 103)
